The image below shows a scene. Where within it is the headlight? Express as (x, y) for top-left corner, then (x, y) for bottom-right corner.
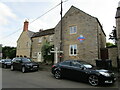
(99, 72), (110, 77)
(26, 63), (32, 66)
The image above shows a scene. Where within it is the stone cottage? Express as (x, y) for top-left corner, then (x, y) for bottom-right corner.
(54, 6), (106, 65)
(16, 20), (35, 58)
(17, 6), (106, 65)
(31, 28), (54, 62)
(16, 20), (54, 62)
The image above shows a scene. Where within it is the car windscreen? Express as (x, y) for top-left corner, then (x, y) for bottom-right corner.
(4, 59), (11, 62)
(22, 58), (31, 62)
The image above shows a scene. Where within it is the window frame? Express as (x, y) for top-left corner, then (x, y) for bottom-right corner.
(70, 26), (77, 34)
(69, 44), (77, 56)
(49, 35), (53, 41)
(38, 37), (42, 43)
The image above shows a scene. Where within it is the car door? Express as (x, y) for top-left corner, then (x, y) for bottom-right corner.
(59, 61), (72, 78)
(15, 58), (22, 70)
(71, 61), (87, 80)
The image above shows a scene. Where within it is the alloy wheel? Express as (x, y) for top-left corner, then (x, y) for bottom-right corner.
(11, 65), (14, 71)
(88, 75), (99, 86)
(22, 67), (26, 73)
(54, 70), (61, 79)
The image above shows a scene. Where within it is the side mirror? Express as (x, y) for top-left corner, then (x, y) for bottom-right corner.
(80, 66), (86, 70)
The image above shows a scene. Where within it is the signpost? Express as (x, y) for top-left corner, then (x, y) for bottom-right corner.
(77, 35), (85, 42)
(50, 47), (63, 64)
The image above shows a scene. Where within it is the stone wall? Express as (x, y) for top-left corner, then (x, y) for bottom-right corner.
(108, 47), (118, 67)
(16, 31), (32, 58)
(54, 6), (106, 65)
(31, 34), (54, 62)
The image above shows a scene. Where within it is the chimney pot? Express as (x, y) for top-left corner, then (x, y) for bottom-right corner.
(39, 29), (43, 32)
(23, 20), (29, 31)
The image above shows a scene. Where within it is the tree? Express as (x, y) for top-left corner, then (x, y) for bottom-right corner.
(41, 41), (54, 64)
(2, 46), (16, 59)
(109, 26), (117, 44)
(106, 42), (116, 48)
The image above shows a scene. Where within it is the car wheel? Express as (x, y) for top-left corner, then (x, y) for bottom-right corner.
(22, 66), (26, 73)
(88, 75), (99, 86)
(54, 70), (61, 79)
(11, 65), (14, 71)
(2, 64), (4, 68)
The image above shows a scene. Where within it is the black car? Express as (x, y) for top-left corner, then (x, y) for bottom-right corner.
(51, 60), (116, 86)
(0, 59), (12, 68)
(11, 57), (39, 73)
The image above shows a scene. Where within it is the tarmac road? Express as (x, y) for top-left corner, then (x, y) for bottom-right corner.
(1, 68), (119, 89)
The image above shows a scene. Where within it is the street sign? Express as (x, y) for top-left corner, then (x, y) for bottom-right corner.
(77, 35), (85, 42)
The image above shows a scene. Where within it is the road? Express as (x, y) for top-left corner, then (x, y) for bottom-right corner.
(1, 68), (119, 88)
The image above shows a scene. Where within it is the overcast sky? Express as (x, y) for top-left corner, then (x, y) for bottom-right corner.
(0, 0), (119, 47)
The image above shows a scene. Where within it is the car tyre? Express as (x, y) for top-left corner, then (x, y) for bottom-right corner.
(22, 66), (26, 73)
(88, 75), (99, 86)
(11, 65), (14, 71)
(54, 70), (61, 79)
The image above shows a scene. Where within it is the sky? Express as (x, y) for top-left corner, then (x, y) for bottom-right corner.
(0, 0), (120, 47)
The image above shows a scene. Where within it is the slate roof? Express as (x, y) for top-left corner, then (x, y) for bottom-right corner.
(27, 30), (35, 38)
(32, 28), (54, 38)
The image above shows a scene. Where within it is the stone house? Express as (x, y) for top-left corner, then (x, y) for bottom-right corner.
(16, 21), (35, 58)
(115, 2), (120, 68)
(17, 6), (106, 65)
(54, 6), (106, 65)
(31, 28), (54, 62)
(16, 20), (54, 62)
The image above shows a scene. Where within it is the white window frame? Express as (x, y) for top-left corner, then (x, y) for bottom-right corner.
(38, 37), (42, 43)
(32, 52), (37, 58)
(70, 26), (77, 34)
(69, 44), (77, 56)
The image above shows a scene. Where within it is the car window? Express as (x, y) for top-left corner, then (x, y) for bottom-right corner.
(4, 59), (11, 62)
(71, 61), (81, 68)
(12, 58), (20, 62)
(22, 58), (31, 62)
(79, 61), (93, 69)
(60, 61), (70, 66)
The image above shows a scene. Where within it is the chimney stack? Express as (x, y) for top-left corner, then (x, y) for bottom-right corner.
(23, 20), (29, 31)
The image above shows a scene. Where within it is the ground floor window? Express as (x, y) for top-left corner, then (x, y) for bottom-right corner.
(69, 44), (77, 56)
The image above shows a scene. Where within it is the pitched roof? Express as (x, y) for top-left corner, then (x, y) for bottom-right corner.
(27, 30), (35, 38)
(17, 30), (35, 42)
(63, 6), (106, 36)
(32, 28), (54, 38)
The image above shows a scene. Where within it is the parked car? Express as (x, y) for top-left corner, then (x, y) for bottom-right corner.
(11, 57), (39, 73)
(3, 59), (12, 68)
(51, 60), (116, 86)
(0, 59), (5, 68)
(0, 59), (12, 68)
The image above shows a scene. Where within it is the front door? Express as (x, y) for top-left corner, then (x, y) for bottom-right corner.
(37, 52), (42, 62)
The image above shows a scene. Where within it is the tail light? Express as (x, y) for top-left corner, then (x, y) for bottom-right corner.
(52, 65), (55, 68)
